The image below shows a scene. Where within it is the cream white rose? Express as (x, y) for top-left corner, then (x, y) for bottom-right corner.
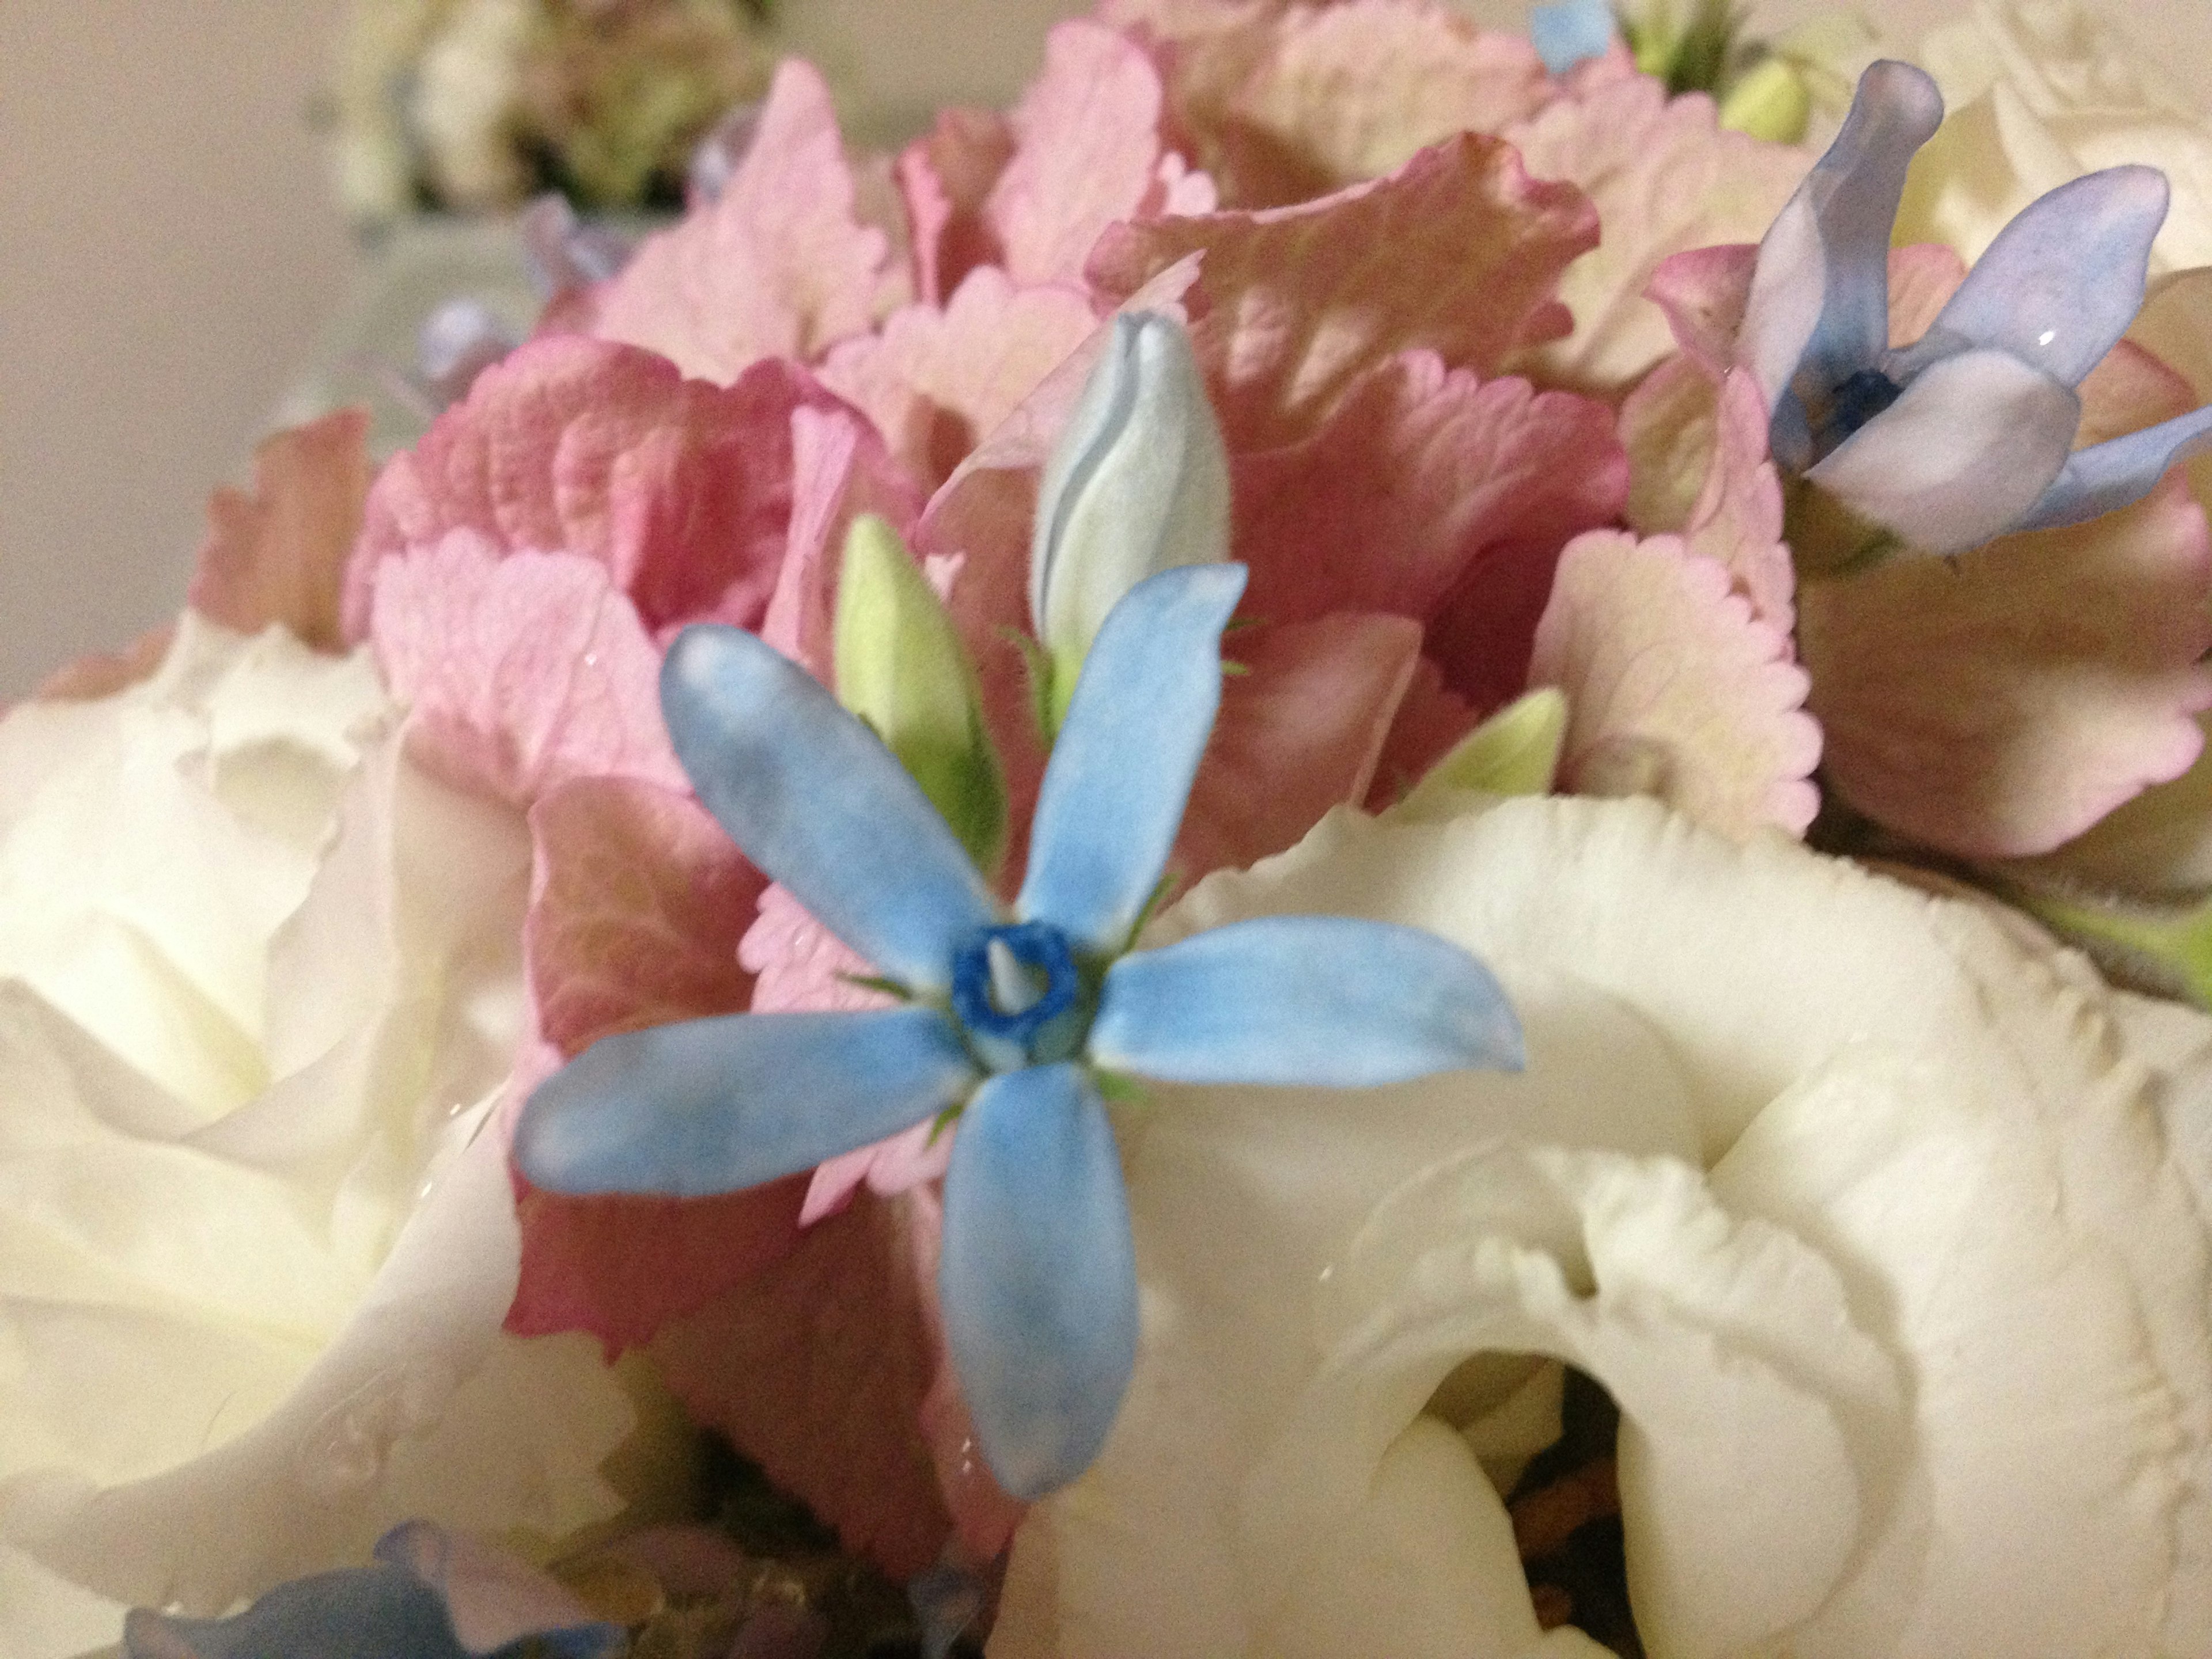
(0, 619), (638, 1659)
(991, 795), (2212, 1659)
(1896, 0), (2212, 273)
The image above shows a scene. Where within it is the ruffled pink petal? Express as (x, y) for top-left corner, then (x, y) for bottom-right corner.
(1422, 532), (1574, 715)
(1506, 74), (1809, 391)
(1365, 656), (1480, 809)
(1206, 0), (1552, 199)
(757, 403), (927, 681)
(1529, 529), (1821, 838)
(984, 22), (1207, 289)
(897, 107), (1018, 308)
(351, 337), (836, 638)
(524, 775), (763, 1058)
(647, 1189), (958, 1580)
(820, 268), (1099, 490)
(1089, 134), (1597, 447)
(1232, 349), (1626, 626)
(1620, 353), (1725, 533)
(369, 533), (684, 808)
(1801, 472), (2212, 857)
(1647, 242), (1758, 376)
(191, 408), (369, 651)
(1176, 612), (1425, 874)
(503, 775), (798, 1351)
(591, 60), (889, 384)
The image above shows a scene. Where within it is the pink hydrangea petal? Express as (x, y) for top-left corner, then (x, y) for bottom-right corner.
(1365, 656), (1480, 809)
(1089, 134), (1597, 448)
(802, 1118), (955, 1228)
(1620, 354), (1724, 534)
(1176, 612), (1425, 874)
(369, 533), (684, 808)
(191, 408), (369, 651)
(1647, 242), (1758, 376)
(1801, 472), (2212, 857)
(1887, 243), (1969, 346)
(1422, 532), (1574, 715)
(898, 107), (1018, 308)
(1529, 529), (1821, 838)
(820, 268), (1099, 491)
(592, 60), (889, 384)
(647, 1190), (957, 1579)
(1207, 0), (1552, 199)
(524, 776), (763, 1058)
(1231, 349), (1625, 626)
(757, 404), (927, 680)
(351, 337), (835, 638)
(2077, 339), (2198, 446)
(1506, 74), (1809, 391)
(984, 22), (1198, 288)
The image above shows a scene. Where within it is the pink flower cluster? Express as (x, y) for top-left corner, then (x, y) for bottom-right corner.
(159, 0), (2212, 1583)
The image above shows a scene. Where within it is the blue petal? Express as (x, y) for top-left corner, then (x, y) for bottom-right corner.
(1529, 0), (1616, 75)
(516, 1007), (978, 1198)
(1805, 346), (2079, 555)
(1899, 166), (2168, 388)
(1742, 61), (1943, 418)
(2011, 402), (2212, 533)
(662, 624), (999, 990)
(1088, 916), (1524, 1085)
(1016, 563), (1248, 956)
(940, 1063), (1137, 1499)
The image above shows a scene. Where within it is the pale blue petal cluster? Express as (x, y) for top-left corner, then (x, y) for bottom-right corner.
(518, 559), (1521, 1499)
(1743, 59), (2212, 555)
(1530, 0), (1618, 74)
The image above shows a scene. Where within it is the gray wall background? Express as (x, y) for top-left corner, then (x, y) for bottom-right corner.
(1, 0), (2203, 696)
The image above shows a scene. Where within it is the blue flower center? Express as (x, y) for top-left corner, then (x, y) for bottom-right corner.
(950, 922), (1086, 1070)
(1828, 367), (1903, 439)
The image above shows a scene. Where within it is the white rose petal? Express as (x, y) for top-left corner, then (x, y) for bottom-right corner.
(996, 796), (2212, 1657)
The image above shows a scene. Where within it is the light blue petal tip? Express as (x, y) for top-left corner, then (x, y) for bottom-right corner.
(2013, 402), (2212, 534)
(1017, 562), (1249, 955)
(940, 1065), (1138, 1499)
(1912, 164), (2171, 387)
(661, 624), (998, 990)
(1090, 916), (1524, 1087)
(1530, 0), (1616, 73)
(516, 1007), (976, 1199)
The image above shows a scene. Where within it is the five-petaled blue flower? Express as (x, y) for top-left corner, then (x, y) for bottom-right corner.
(516, 560), (1522, 1499)
(1741, 59), (2212, 557)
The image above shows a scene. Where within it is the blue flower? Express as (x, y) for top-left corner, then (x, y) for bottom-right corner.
(516, 562), (1522, 1499)
(123, 1523), (622, 1659)
(1530, 0), (1618, 75)
(1741, 59), (2212, 558)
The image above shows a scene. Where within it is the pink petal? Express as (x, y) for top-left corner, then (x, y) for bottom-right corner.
(1232, 349), (1625, 626)
(1620, 353), (1724, 534)
(1205, 0), (1552, 200)
(1886, 243), (1968, 346)
(524, 775), (763, 1059)
(1801, 472), (2212, 857)
(1089, 134), (1598, 447)
(757, 403), (927, 680)
(592, 60), (889, 384)
(1529, 529), (1821, 838)
(984, 22), (1200, 288)
(1506, 75), (1809, 391)
(191, 408), (369, 651)
(352, 336), (837, 638)
(647, 1190), (958, 1580)
(369, 533), (684, 808)
(802, 1119), (955, 1228)
(897, 107), (1017, 308)
(1365, 656), (1480, 809)
(33, 624), (175, 702)
(820, 268), (1099, 491)
(1646, 243), (1758, 375)
(2077, 339), (2198, 446)
(1422, 532), (1576, 715)
(1176, 612), (1425, 874)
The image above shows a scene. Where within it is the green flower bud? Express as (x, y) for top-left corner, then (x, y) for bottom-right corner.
(1720, 56), (1814, 145)
(835, 514), (1007, 874)
(1402, 688), (1569, 812)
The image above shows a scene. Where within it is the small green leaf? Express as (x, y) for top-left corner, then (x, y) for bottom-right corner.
(1092, 1069), (1148, 1106)
(836, 516), (1009, 874)
(836, 972), (916, 1002)
(924, 1103), (965, 1147)
(2008, 882), (2212, 1010)
(1718, 55), (1812, 144)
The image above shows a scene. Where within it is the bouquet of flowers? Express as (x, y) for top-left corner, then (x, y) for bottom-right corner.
(10, 1), (2212, 1655)
(330, 0), (778, 218)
